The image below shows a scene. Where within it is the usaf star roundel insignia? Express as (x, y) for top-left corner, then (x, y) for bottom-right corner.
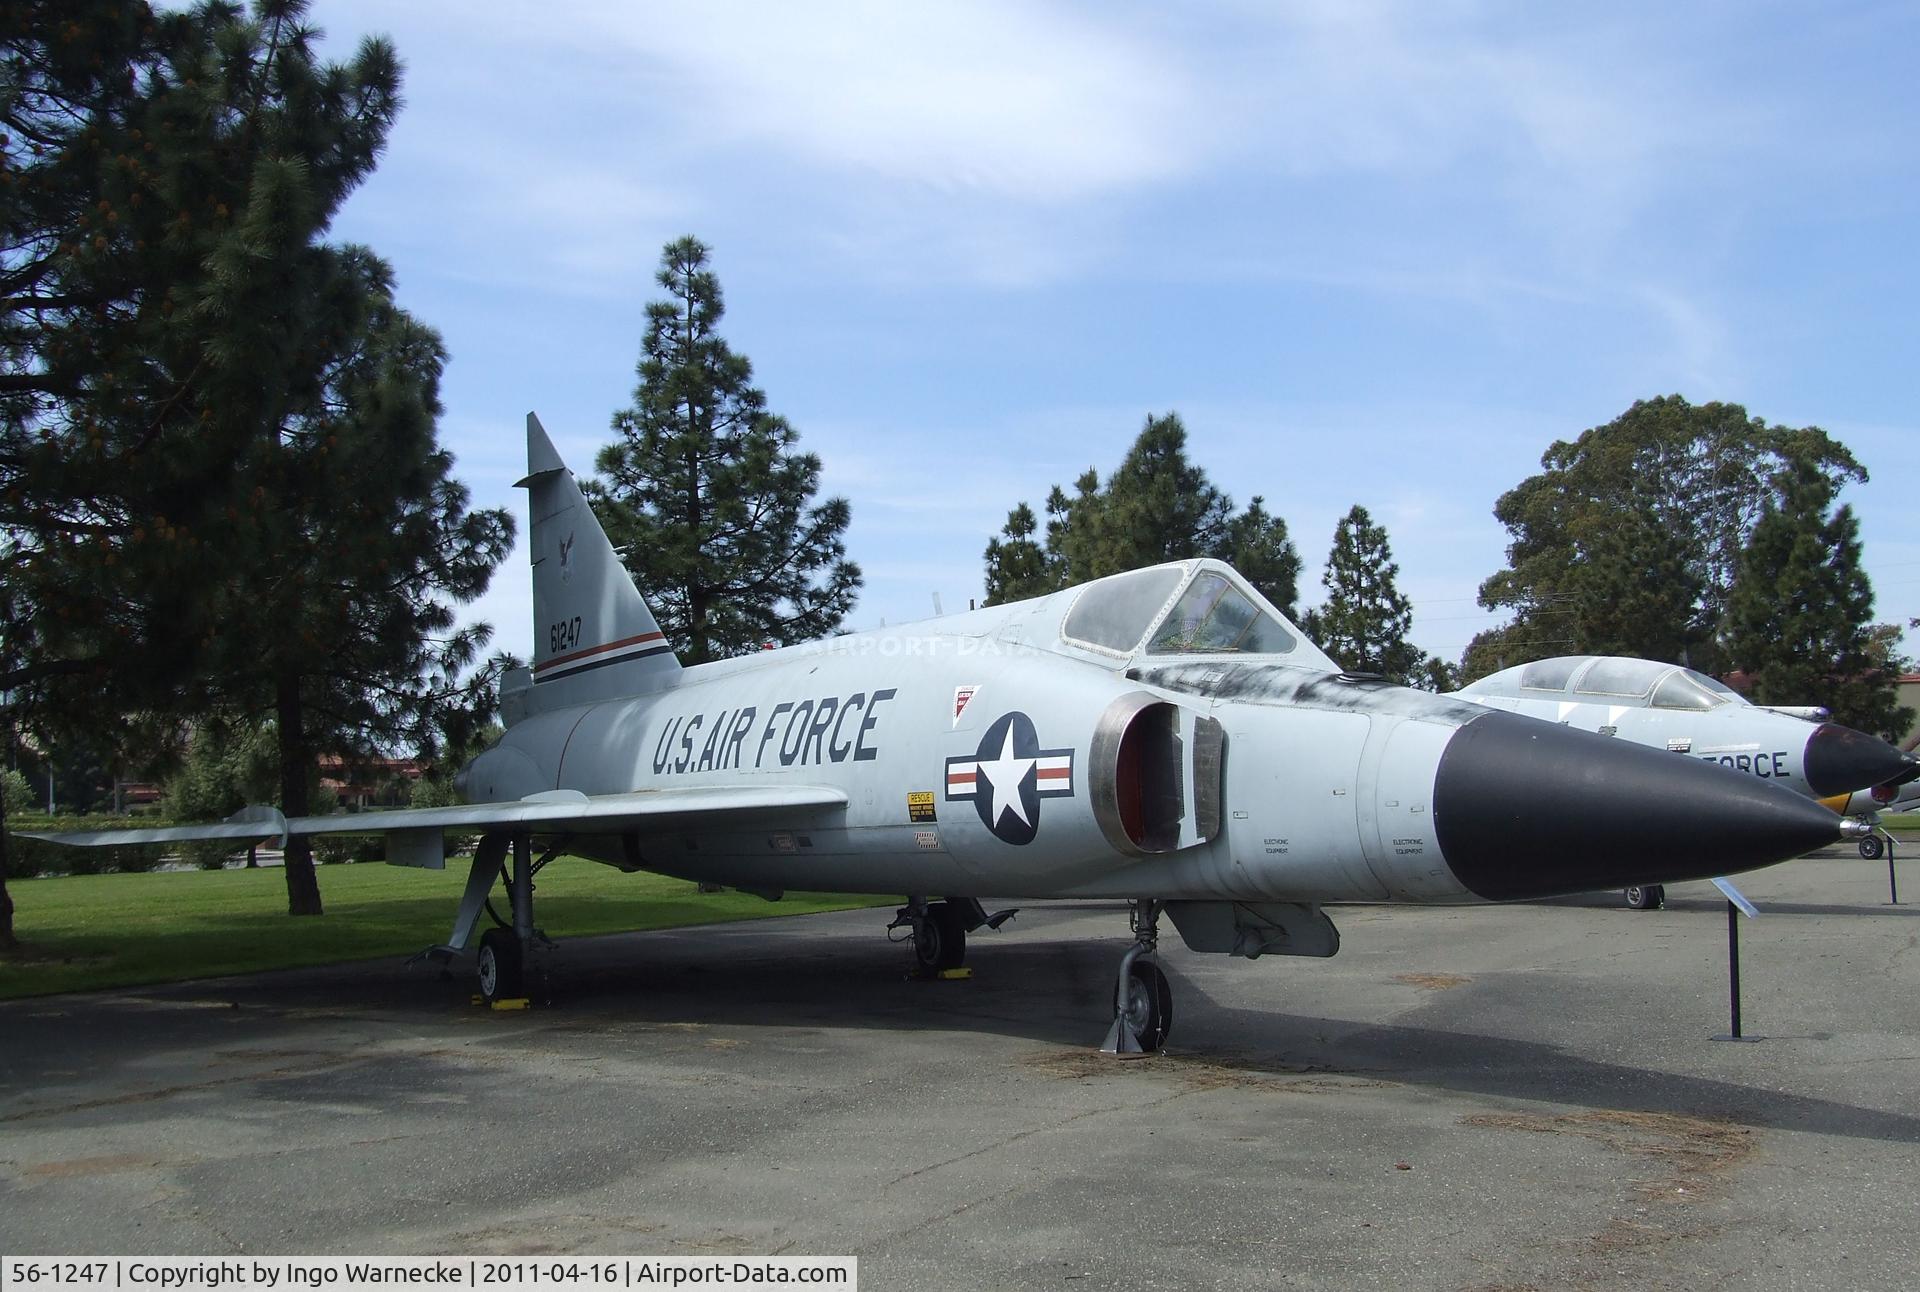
(945, 711), (1075, 845)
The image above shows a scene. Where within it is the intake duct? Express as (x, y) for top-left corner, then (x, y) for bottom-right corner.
(1090, 691), (1221, 854)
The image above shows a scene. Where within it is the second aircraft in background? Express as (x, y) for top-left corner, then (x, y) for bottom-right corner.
(1454, 656), (1916, 905)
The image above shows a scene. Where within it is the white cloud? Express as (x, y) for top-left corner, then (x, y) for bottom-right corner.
(564, 1), (1197, 202)
(1629, 282), (1734, 394)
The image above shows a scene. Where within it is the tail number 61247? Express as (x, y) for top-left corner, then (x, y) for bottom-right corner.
(548, 616), (582, 655)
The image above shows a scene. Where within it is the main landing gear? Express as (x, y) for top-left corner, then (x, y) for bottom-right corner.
(1102, 899), (1173, 1055)
(411, 831), (558, 1006)
(891, 896), (1017, 977)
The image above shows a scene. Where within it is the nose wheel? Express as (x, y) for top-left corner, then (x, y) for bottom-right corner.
(1103, 899), (1174, 1054)
(1623, 884), (1665, 910)
(1117, 958), (1173, 1052)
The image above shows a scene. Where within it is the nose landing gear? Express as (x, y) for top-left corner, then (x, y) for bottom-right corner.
(1623, 884), (1666, 910)
(1103, 899), (1173, 1055)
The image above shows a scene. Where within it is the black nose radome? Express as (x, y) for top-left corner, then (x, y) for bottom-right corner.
(1434, 711), (1843, 901)
(1802, 723), (1916, 798)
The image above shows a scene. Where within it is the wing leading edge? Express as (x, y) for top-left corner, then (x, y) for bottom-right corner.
(19, 785), (849, 859)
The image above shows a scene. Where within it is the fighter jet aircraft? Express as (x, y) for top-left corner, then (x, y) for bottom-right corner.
(23, 415), (1865, 1051)
(1454, 657), (1915, 906)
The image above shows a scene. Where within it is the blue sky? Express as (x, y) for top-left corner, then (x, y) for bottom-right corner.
(320, 0), (1920, 669)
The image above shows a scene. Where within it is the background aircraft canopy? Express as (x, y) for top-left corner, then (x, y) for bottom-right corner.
(1463, 655), (1748, 712)
(1059, 562), (1298, 658)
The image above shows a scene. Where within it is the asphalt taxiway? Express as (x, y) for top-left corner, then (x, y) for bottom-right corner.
(3, 849), (1918, 1289)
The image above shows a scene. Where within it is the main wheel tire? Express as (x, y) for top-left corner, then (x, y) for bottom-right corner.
(477, 927), (525, 1003)
(1118, 959), (1174, 1051)
(1859, 834), (1886, 860)
(913, 902), (968, 973)
(1623, 884), (1665, 911)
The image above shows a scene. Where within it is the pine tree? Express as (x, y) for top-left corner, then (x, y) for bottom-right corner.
(982, 503), (1056, 605)
(1, 2), (513, 916)
(200, 251), (513, 913)
(1413, 656), (1460, 693)
(1045, 470), (1111, 589)
(1220, 495), (1302, 621)
(1724, 462), (1913, 741)
(1099, 414), (1232, 570)
(592, 237), (861, 662)
(980, 413), (1301, 613)
(1306, 505), (1424, 683)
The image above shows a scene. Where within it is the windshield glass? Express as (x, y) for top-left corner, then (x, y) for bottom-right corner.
(1147, 572), (1295, 655)
(1651, 671), (1729, 711)
(1575, 657), (1666, 698)
(1061, 566), (1185, 653)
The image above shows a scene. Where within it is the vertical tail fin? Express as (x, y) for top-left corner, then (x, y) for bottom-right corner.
(518, 412), (681, 709)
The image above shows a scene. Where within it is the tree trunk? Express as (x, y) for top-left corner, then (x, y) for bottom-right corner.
(0, 773), (16, 952)
(688, 587), (709, 665)
(276, 674), (324, 916)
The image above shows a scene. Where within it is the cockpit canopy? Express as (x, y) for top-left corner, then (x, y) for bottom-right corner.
(1057, 561), (1312, 661)
(1459, 655), (1747, 712)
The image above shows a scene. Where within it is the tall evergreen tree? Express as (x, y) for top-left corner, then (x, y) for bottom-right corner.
(981, 503), (1055, 605)
(980, 413), (1300, 614)
(1099, 414), (1232, 571)
(592, 237), (860, 663)
(1724, 462), (1912, 742)
(1, 2), (512, 917)
(1302, 505), (1424, 683)
(1220, 495), (1302, 621)
(200, 254), (512, 913)
(1043, 470), (1110, 589)
(1413, 656), (1461, 693)
(1477, 395), (1862, 674)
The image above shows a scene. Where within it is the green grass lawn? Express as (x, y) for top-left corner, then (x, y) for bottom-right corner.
(0, 859), (893, 1000)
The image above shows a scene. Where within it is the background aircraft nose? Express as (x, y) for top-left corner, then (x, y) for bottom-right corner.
(1433, 711), (1842, 901)
(1801, 722), (1917, 797)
